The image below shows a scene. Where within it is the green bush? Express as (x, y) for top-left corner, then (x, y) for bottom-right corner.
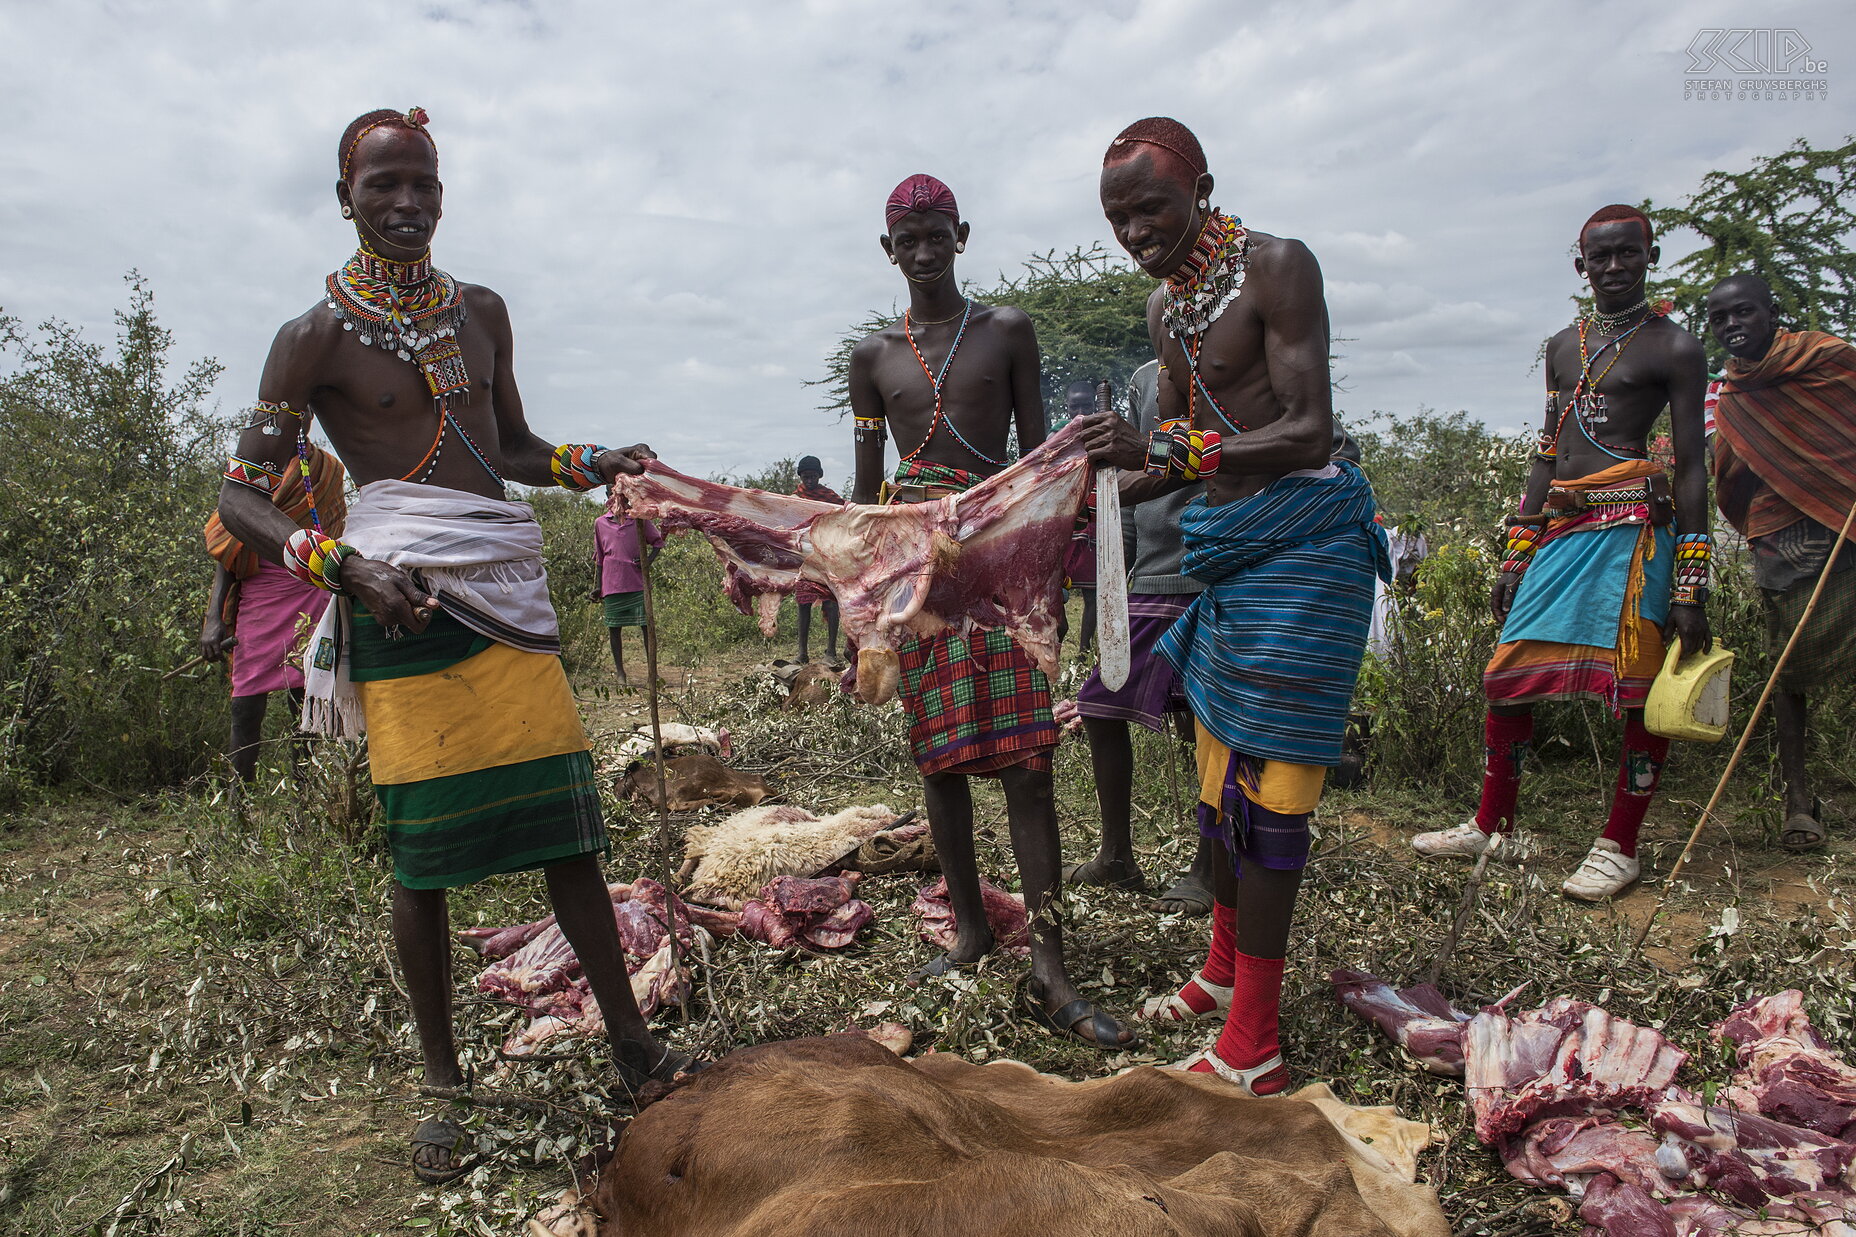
(0, 277), (232, 800)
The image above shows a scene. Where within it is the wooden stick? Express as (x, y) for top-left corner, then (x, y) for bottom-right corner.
(1630, 494), (1856, 953)
(1428, 840), (1495, 986)
(637, 543), (675, 861)
(1163, 713), (1186, 825)
(161, 654), (208, 681)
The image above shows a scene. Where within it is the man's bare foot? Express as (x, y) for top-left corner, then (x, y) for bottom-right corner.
(1063, 855), (1149, 893)
(1023, 975), (1136, 1048)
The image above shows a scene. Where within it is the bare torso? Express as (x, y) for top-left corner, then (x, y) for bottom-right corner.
(1146, 230), (1333, 504)
(275, 281), (512, 497)
(849, 301), (1044, 502)
(1541, 315), (1690, 477)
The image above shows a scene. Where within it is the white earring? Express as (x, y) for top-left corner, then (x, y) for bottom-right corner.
(888, 254), (898, 264)
(1198, 199), (1209, 210)
(955, 241), (965, 253)
(341, 205), (354, 219)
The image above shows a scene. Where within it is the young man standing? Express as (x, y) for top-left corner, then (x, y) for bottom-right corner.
(849, 173), (1132, 1048)
(215, 107), (686, 1182)
(1076, 119), (1388, 1090)
(791, 454), (844, 665)
(1412, 206), (1712, 901)
(592, 509), (662, 686)
(1066, 358), (1216, 917)
(1706, 272), (1856, 851)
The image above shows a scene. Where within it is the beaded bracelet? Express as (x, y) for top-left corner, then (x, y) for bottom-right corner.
(1673, 533), (1712, 605)
(1143, 420), (1223, 482)
(550, 443), (610, 491)
(1500, 525), (1542, 576)
(283, 528), (358, 593)
(224, 455), (285, 495)
(854, 416), (887, 442)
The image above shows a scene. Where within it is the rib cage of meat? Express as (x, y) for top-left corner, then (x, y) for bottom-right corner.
(1333, 974), (1856, 1234)
(1464, 998), (1688, 1144)
(611, 420), (1095, 680)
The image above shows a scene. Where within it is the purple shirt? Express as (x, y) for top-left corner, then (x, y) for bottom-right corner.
(594, 514), (663, 596)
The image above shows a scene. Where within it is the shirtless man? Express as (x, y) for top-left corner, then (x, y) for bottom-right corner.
(1076, 118), (1387, 1090)
(1413, 206), (1711, 902)
(214, 107), (685, 1183)
(850, 173), (1132, 1048)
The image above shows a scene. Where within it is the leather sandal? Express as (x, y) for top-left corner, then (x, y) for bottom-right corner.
(1022, 976), (1137, 1050)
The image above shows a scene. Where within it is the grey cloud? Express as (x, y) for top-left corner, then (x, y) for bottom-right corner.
(1, 0), (1850, 478)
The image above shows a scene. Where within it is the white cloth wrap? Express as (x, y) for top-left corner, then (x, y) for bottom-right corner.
(300, 480), (561, 739)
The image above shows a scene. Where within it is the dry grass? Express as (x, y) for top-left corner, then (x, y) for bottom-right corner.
(2, 641), (1853, 1236)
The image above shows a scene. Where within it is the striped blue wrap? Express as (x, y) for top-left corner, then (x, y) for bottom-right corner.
(1158, 462), (1390, 766)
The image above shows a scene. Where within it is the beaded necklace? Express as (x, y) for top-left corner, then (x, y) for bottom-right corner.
(1160, 210), (1249, 339)
(1160, 210), (1252, 437)
(1549, 306), (1665, 462)
(326, 243), (470, 401)
(326, 241), (504, 489)
(899, 298), (1005, 467)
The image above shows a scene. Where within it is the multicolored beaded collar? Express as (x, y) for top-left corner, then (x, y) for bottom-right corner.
(325, 241), (470, 407)
(325, 241), (502, 488)
(1160, 209), (1249, 339)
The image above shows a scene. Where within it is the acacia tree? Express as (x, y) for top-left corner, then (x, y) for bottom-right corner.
(810, 244), (1155, 434)
(1571, 136), (1856, 363)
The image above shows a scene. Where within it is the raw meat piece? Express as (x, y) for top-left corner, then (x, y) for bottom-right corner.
(911, 876), (1031, 957)
(612, 420), (1095, 687)
(499, 938), (693, 1058)
(738, 873), (874, 951)
(479, 921), (581, 1001)
(1649, 1100), (1856, 1206)
(1330, 970), (1472, 1076)
(618, 878), (695, 957)
(1713, 990), (1856, 1139)
(1577, 1173), (1677, 1237)
(1501, 1115), (1688, 1197)
(764, 874), (857, 915)
(1465, 999), (1688, 1143)
(476, 881), (701, 1056)
(805, 900), (875, 949)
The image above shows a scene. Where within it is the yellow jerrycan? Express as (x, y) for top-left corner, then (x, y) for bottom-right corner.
(1645, 641), (1734, 743)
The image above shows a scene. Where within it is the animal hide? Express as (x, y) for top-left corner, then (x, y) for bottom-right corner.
(569, 1035), (1449, 1237)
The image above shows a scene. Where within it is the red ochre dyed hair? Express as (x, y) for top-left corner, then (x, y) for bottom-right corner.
(339, 107), (436, 181)
(1580, 204), (1654, 250)
(886, 173), (960, 229)
(1103, 117), (1207, 189)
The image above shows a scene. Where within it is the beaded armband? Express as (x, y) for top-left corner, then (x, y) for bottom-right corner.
(283, 528), (357, 593)
(854, 416), (887, 442)
(550, 443), (610, 491)
(1673, 533), (1713, 606)
(1142, 419), (1222, 482)
(245, 398), (294, 437)
(225, 455), (285, 495)
(1501, 524), (1542, 576)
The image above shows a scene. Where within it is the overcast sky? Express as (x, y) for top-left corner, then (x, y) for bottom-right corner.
(2, 0), (1849, 481)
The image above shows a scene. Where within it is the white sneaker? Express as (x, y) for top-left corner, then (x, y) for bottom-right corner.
(1412, 822), (1496, 859)
(1561, 839), (1641, 901)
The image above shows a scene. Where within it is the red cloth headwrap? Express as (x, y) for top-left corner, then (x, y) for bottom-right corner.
(886, 174), (959, 230)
